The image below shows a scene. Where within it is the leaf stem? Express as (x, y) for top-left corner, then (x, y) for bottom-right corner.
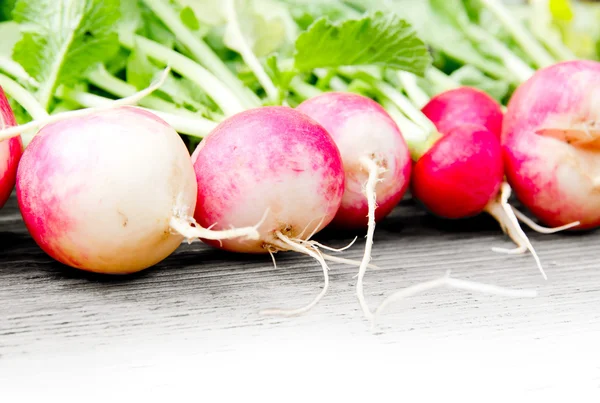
(120, 35), (245, 116)
(0, 73), (48, 120)
(59, 87), (216, 138)
(479, 0), (556, 68)
(224, 0), (278, 103)
(86, 65), (200, 118)
(141, 0), (260, 108)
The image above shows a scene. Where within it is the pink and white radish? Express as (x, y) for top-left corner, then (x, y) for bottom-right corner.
(192, 106), (345, 315)
(503, 60), (600, 230)
(15, 106), (259, 274)
(0, 88), (23, 209)
(296, 92), (411, 320)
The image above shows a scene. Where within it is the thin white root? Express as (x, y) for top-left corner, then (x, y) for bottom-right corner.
(268, 248), (278, 271)
(303, 236), (358, 253)
(484, 182), (548, 280)
(259, 232), (330, 317)
(169, 209), (267, 242)
(512, 208), (580, 234)
(491, 245), (527, 255)
(355, 156), (381, 321)
(372, 271), (537, 329)
(0, 67), (171, 141)
(319, 253), (381, 271)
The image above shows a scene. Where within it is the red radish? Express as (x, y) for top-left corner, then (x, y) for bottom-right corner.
(16, 106), (260, 274)
(421, 87), (504, 139)
(503, 60), (600, 230)
(0, 88), (23, 209)
(383, 84), (557, 279)
(411, 124), (504, 219)
(296, 92), (411, 319)
(192, 106), (345, 315)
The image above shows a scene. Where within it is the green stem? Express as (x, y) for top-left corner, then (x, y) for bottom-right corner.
(381, 100), (438, 161)
(58, 88), (216, 138)
(465, 25), (535, 83)
(425, 67), (461, 92)
(224, 0), (278, 103)
(397, 71), (431, 109)
(0, 73), (49, 120)
(86, 66), (199, 118)
(373, 81), (436, 134)
(120, 35), (245, 116)
(0, 56), (38, 88)
(536, 33), (577, 62)
(289, 77), (323, 100)
(142, 0), (260, 108)
(479, 0), (556, 68)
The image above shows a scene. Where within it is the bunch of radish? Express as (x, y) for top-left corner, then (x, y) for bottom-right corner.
(2, 57), (598, 323)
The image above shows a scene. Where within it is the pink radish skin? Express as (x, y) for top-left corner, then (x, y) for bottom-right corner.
(503, 60), (600, 229)
(192, 106), (345, 316)
(193, 106), (345, 254)
(297, 92), (411, 229)
(296, 92), (411, 320)
(422, 87), (504, 139)
(0, 88), (23, 209)
(412, 124), (504, 219)
(17, 106), (258, 275)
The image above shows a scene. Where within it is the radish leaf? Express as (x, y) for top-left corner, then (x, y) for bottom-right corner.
(12, 0), (120, 109)
(294, 12), (431, 75)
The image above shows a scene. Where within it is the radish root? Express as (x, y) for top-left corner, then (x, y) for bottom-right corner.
(260, 231), (330, 317)
(372, 270), (538, 330)
(484, 182), (548, 280)
(355, 156), (384, 321)
(170, 208), (268, 242)
(0, 67), (171, 141)
(511, 208), (580, 233)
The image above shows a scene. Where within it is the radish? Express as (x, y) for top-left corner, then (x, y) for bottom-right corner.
(503, 60), (600, 230)
(379, 82), (556, 279)
(0, 88), (23, 209)
(15, 106), (260, 274)
(191, 106), (346, 315)
(421, 87), (504, 139)
(296, 92), (411, 320)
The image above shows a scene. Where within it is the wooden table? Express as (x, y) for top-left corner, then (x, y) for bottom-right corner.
(1, 193), (600, 401)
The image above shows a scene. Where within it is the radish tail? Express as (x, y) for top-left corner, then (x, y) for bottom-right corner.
(484, 182), (548, 280)
(259, 232), (330, 317)
(372, 271), (537, 330)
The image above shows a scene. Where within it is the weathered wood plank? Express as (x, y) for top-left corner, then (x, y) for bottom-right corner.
(1, 193), (600, 398)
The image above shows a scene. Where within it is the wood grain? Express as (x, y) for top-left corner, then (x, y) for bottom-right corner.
(1, 192), (600, 399)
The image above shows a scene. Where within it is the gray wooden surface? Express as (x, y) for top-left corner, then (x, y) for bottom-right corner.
(1, 192), (600, 401)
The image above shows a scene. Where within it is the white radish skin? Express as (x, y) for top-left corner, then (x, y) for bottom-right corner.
(17, 106), (257, 274)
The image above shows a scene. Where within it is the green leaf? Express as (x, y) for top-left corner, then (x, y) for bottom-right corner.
(222, 0), (298, 57)
(277, 0), (357, 30)
(180, 6), (200, 31)
(265, 54), (295, 103)
(12, 0), (121, 109)
(293, 12), (431, 75)
(0, 0), (16, 21)
(549, 0), (574, 21)
(139, 3), (176, 48)
(356, 1), (509, 79)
